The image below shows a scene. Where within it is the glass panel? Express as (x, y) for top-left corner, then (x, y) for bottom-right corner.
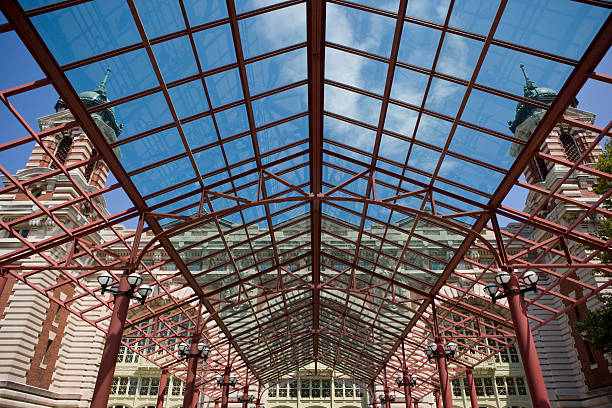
(325, 47), (388, 95)
(32, 0), (140, 65)
(152, 36), (199, 83)
(326, 3), (395, 57)
(134, 0), (185, 38)
(495, 0), (608, 60)
(390, 67), (429, 106)
(205, 68), (243, 108)
(436, 33), (484, 81)
(398, 21), (441, 69)
(252, 85), (308, 127)
(247, 47), (307, 95)
(239, 4), (307, 58)
(324, 85), (382, 126)
(193, 24), (236, 70)
(184, 0), (227, 26)
(449, 0), (501, 35)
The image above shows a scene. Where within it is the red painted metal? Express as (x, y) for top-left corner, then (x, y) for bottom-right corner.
(0, 268), (7, 299)
(222, 366), (231, 408)
(506, 275), (551, 408)
(183, 337), (201, 408)
(466, 369), (478, 408)
(434, 389), (441, 408)
(434, 341), (452, 408)
(91, 274), (132, 408)
(156, 369), (169, 408)
(190, 389), (200, 408)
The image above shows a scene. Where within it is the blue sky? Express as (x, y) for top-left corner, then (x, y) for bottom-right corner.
(0, 1), (609, 229)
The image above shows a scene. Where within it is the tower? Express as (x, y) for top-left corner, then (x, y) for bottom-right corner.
(0, 71), (121, 407)
(507, 65), (612, 407)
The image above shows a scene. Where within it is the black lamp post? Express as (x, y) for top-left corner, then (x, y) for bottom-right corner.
(177, 341), (210, 360)
(97, 271), (152, 304)
(484, 270), (538, 304)
(423, 341), (457, 363)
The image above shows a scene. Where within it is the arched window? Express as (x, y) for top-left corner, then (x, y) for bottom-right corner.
(529, 156), (549, 183)
(51, 135), (72, 168)
(84, 148), (97, 181)
(560, 133), (581, 163)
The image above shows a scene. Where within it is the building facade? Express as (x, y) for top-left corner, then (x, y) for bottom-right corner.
(0, 74), (610, 408)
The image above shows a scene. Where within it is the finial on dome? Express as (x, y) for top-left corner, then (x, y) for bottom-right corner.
(520, 64), (537, 94)
(94, 68), (111, 97)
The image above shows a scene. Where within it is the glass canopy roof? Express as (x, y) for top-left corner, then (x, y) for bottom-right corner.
(0, 0), (611, 401)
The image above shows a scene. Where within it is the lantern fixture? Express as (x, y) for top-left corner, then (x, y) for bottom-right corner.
(97, 272), (152, 305)
(178, 340), (210, 360)
(423, 340), (457, 363)
(396, 374), (417, 387)
(486, 271), (539, 304)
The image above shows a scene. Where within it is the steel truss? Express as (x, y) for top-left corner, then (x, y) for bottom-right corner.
(0, 0), (611, 404)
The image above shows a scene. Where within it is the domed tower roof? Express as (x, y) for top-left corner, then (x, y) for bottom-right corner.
(55, 68), (122, 138)
(507, 64), (578, 133)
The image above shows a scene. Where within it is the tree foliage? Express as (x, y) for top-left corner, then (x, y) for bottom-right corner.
(574, 138), (612, 353)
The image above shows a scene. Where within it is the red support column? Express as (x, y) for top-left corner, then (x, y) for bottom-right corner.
(255, 399), (261, 408)
(0, 268), (8, 299)
(183, 338), (200, 408)
(413, 400), (418, 408)
(156, 369), (169, 408)
(190, 389), (200, 408)
(384, 386), (391, 408)
(91, 274), (131, 408)
(222, 366), (231, 408)
(242, 385), (249, 408)
(214, 399), (220, 408)
(402, 370), (412, 408)
(466, 369), (478, 408)
(435, 342), (452, 408)
(434, 389), (441, 408)
(506, 274), (551, 408)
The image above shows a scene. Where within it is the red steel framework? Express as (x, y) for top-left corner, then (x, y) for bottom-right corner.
(0, 0), (611, 406)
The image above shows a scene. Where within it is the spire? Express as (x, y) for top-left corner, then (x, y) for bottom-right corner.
(520, 64), (537, 95)
(94, 68), (111, 97)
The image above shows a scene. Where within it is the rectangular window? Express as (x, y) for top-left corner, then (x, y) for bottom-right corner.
(322, 380), (331, 398)
(301, 380), (310, 398)
(452, 379), (462, 397)
(344, 381), (353, 397)
(117, 346), (126, 363)
(172, 377), (182, 396)
(312, 379), (321, 398)
(128, 377), (138, 395)
(334, 380), (343, 397)
(289, 381), (297, 398)
(268, 382), (277, 398)
(484, 378), (494, 396)
(496, 377), (506, 395)
(150, 378), (160, 396)
(515, 377), (527, 395)
(110, 378), (118, 395)
(507, 377), (516, 395)
(474, 378), (484, 397)
(139, 378), (150, 395)
(509, 345), (519, 363)
(278, 382), (287, 398)
(117, 377), (129, 395)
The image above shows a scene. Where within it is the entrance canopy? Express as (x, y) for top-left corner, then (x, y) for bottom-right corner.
(1, 0), (611, 401)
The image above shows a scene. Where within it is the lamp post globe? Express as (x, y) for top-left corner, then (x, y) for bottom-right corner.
(523, 270), (538, 286)
(97, 271), (114, 288)
(447, 342), (457, 353)
(485, 282), (499, 297)
(137, 283), (152, 298)
(126, 273), (142, 288)
(495, 271), (511, 286)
